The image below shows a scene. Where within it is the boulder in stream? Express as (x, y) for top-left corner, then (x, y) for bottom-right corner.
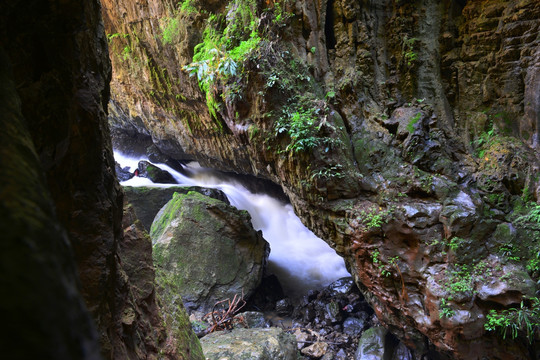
(137, 160), (177, 183)
(151, 191), (269, 313)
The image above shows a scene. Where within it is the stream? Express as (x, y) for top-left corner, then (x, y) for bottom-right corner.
(115, 152), (350, 297)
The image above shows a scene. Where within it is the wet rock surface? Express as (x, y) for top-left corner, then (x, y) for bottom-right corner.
(225, 277), (415, 360)
(137, 160), (177, 184)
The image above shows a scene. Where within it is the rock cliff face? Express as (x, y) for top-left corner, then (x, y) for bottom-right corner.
(102, 0), (540, 358)
(0, 0), (201, 359)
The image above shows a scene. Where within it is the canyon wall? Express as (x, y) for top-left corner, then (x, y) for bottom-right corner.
(102, 0), (540, 358)
(0, 0), (201, 358)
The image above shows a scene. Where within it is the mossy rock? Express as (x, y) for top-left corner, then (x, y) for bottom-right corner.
(124, 185), (228, 231)
(152, 191), (269, 312)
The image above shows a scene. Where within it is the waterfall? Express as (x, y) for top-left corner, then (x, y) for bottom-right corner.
(115, 152), (350, 297)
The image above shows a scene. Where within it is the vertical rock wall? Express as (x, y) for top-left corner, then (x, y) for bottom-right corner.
(0, 48), (102, 360)
(0, 0), (202, 359)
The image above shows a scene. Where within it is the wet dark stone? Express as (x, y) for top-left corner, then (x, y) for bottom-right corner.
(137, 160), (177, 184)
(325, 301), (342, 323)
(276, 298), (293, 316)
(327, 277), (357, 296)
(116, 162), (134, 181)
(343, 315), (368, 337)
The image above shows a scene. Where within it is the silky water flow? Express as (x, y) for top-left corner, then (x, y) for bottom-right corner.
(115, 152), (350, 297)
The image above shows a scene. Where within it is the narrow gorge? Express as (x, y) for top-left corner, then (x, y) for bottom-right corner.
(1, 0), (539, 359)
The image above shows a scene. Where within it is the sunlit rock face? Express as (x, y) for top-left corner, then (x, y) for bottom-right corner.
(0, 0), (202, 359)
(102, 0), (540, 358)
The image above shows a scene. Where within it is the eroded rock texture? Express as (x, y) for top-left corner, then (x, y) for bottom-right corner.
(102, 0), (540, 358)
(0, 0), (201, 359)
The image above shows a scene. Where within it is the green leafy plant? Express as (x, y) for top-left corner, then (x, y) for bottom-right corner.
(445, 264), (474, 296)
(180, 0), (197, 14)
(122, 45), (132, 61)
(271, 0), (293, 26)
(371, 249), (390, 276)
(448, 237), (464, 252)
(499, 243), (521, 262)
(403, 36), (418, 67)
(472, 115), (497, 158)
(310, 164), (344, 180)
(275, 103), (319, 153)
(439, 297), (455, 318)
(484, 297), (540, 342)
(183, 0), (260, 119)
(515, 204), (540, 225)
(358, 206), (393, 230)
(106, 32), (128, 42)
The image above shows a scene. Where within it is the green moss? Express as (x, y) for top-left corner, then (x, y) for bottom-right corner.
(406, 112), (421, 133)
(150, 192), (185, 240)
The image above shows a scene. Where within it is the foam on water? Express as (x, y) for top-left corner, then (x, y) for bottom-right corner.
(115, 152), (350, 297)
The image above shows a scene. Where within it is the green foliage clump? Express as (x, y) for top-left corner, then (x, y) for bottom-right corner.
(180, 0), (197, 14)
(499, 242), (521, 262)
(162, 17), (181, 44)
(485, 297), (540, 342)
(122, 45), (131, 61)
(439, 297), (455, 318)
(403, 36), (418, 67)
(406, 112), (421, 133)
(183, 0), (260, 119)
(269, 0), (293, 27)
(515, 204), (540, 225)
(161, 1), (199, 45)
(445, 264), (474, 296)
(358, 206), (394, 231)
(275, 102), (320, 153)
(310, 164), (344, 181)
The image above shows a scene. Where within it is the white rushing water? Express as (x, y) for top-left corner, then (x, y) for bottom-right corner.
(115, 152), (350, 297)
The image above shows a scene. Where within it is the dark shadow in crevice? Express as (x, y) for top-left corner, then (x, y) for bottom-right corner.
(325, 0), (336, 50)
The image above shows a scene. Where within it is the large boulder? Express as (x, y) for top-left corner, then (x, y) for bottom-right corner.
(200, 327), (298, 360)
(151, 191), (269, 312)
(124, 186), (229, 231)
